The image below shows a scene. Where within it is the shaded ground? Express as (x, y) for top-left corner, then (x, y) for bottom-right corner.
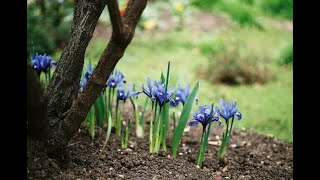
(28, 110), (293, 179)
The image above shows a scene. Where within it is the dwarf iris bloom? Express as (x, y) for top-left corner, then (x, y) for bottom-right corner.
(84, 61), (94, 80)
(106, 69), (125, 88)
(79, 78), (87, 93)
(142, 77), (175, 107)
(217, 98), (242, 121)
(117, 82), (141, 102)
(170, 84), (190, 107)
(142, 77), (155, 102)
(152, 80), (175, 106)
(189, 105), (220, 129)
(31, 52), (57, 78)
(216, 98), (243, 160)
(189, 104), (220, 167)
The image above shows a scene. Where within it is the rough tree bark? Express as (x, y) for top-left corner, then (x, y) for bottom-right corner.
(27, 63), (48, 140)
(43, 0), (148, 153)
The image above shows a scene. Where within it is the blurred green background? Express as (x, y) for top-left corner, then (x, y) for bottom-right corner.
(28, 0), (293, 142)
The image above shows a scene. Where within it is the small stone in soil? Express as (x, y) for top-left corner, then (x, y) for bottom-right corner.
(240, 141), (247, 146)
(215, 135), (220, 140)
(208, 141), (219, 146)
(222, 165), (229, 172)
(184, 126), (190, 133)
(118, 174), (125, 178)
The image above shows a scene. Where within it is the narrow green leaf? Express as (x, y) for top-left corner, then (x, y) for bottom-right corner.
(161, 102), (170, 151)
(121, 120), (125, 149)
(94, 93), (106, 127)
(171, 82), (200, 157)
(172, 111), (176, 132)
(161, 72), (165, 84)
(164, 61), (170, 95)
(126, 118), (131, 148)
(140, 97), (149, 128)
(89, 107), (95, 140)
(116, 99), (121, 136)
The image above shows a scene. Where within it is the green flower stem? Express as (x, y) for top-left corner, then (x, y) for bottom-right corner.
(125, 118), (131, 148)
(224, 119), (229, 139)
(218, 122), (229, 160)
(218, 116), (235, 160)
(172, 111), (176, 132)
(108, 87), (112, 125)
(153, 106), (162, 152)
(121, 118), (130, 149)
(110, 88), (115, 124)
(115, 98), (121, 136)
(228, 115), (235, 138)
(121, 120), (125, 149)
(149, 102), (157, 153)
(139, 97), (149, 137)
(105, 90), (109, 127)
(196, 129), (206, 166)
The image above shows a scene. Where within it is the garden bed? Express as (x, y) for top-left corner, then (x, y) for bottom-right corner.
(27, 114), (293, 179)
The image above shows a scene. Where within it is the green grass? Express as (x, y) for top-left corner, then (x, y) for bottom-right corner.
(51, 10), (292, 143)
(82, 25), (292, 142)
(191, 0), (292, 20)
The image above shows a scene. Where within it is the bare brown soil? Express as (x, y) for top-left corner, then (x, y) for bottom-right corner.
(27, 112), (293, 179)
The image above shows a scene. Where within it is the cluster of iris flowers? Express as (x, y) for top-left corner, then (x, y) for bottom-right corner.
(31, 52), (58, 83)
(31, 57), (243, 166)
(188, 99), (242, 166)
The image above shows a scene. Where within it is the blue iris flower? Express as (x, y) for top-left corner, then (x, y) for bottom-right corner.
(117, 82), (141, 102)
(106, 69), (125, 88)
(31, 52), (57, 77)
(170, 84), (190, 107)
(142, 77), (175, 106)
(84, 61), (95, 80)
(142, 77), (155, 102)
(152, 80), (175, 105)
(217, 98), (242, 121)
(79, 61), (95, 93)
(79, 78), (87, 93)
(189, 105), (221, 128)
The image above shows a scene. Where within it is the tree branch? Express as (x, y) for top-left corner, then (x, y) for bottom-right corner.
(107, 0), (123, 37)
(46, 0), (107, 121)
(47, 0), (148, 151)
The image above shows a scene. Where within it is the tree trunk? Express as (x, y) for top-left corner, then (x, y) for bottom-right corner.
(45, 0), (148, 153)
(27, 62), (49, 140)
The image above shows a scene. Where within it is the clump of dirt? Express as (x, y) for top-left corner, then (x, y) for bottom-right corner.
(28, 117), (293, 179)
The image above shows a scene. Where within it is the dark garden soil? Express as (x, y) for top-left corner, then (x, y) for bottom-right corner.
(28, 109), (293, 180)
